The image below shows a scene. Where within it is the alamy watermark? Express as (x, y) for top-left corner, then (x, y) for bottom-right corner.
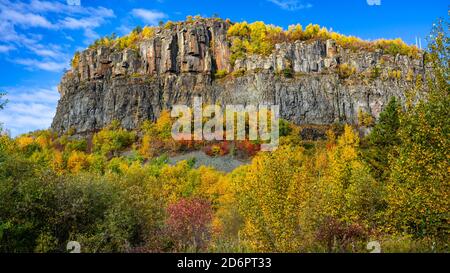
(367, 0), (381, 6)
(171, 97), (280, 151)
(67, 0), (81, 6)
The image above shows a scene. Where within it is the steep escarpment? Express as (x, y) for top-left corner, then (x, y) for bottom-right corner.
(52, 19), (426, 134)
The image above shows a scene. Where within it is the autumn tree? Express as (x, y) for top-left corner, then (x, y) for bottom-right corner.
(166, 198), (214, 252)
(318, 125), (383, 229)
(385, 18), (449, 240)
(233, 145), (309, 252)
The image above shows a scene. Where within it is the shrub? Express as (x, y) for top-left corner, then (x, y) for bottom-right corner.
(316, 217), (367, 253)
(231, 69), (246, 78)
(71, 52), (80, 69)
(164, 21), (175, 30)
(92, 121), (136, 157)
(65, 139), (87, 153)
(357, 109), (375, 127)
(287, 24), (304, 41)
(67, 151), (90, 173)
(279, 68), (294, 78)
(370, 65), (382, 80)
(227, 21), (284, 63)
(233, 145), (307, 252)
(214, 69), (228, 79)
(337, 63), (356, 79)
(141, 26), (155, 39)
(388, 69), (402, 80)
(227, 21), (419, 64)
(166, 198), (214, 252)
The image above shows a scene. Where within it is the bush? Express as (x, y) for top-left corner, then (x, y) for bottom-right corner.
(227, 21), (284, 63)
(357, 109), (375, 127)
(166, 198), (214, 252)
(227, 21), (419, 64)
(71, 52), (80, 69)
(92, 121), (136, 157)
(214, 69), (228, 79)
(337, 63), (356, 79)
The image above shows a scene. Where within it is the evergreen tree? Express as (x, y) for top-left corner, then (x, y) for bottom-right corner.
(364, 97), (401, 180)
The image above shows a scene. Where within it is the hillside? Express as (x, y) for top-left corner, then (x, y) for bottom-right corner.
(52, 18), (425, 134)
(0, 16), (448, 254)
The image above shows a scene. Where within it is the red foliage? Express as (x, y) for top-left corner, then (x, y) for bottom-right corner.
(236, 140), (261, 157)
(166, 198), (214, 251)
(316, 217), (367, 252)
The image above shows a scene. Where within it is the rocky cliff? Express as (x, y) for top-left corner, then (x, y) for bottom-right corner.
(52, 19), (426, 134)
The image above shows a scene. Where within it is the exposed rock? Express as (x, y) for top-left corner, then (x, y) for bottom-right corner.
(52, 19), (426, 135)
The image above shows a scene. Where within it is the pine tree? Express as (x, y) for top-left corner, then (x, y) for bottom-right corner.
(364, 97), (401, 180)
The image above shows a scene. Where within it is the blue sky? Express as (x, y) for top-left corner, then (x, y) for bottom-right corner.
(0, 0), (448, 136)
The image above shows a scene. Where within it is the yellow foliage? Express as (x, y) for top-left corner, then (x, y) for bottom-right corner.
(16, 136), (34, 149)
(155, 110), (173, 139)
(388, 69), (402, 80)
(139, 134), (153, 158)
(317, 125), (382, 227)
(358, 108), (375, 127)
(227, 21), (284, 63)
(67, 151), (89, 173)
(287, 24), (303, 41)
(141, 26), (155, 39)
(232, 145), (309, 252)
(35, 135), (51, 149)
(227, 21), (419, 63)
(51, 150), (65, 174)
(337, 63), (356, 79)
(71, 52), (80, 69)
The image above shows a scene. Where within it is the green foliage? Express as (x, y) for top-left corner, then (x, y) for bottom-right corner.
(278, 68), (294, 78)
(384, 19), (449, 240)
(368, 97), (401, 147)
(0, 18), (448, 252)
(92, 121), (136, 157)
(231, 68), (246, 78)
(65, 138), (87, 153)
(0, 92), (8, 112)
(363, 97), (401, 180)
(214, 69), (228, 79)
(370, 65), (382, 80)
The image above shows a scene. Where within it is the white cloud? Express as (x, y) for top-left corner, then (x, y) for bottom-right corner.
(14, 58), (68, 72)
(131, 8), (167, 25)
(0, 44), (15, 53)
(7, 87), (60, 103)
(268, 0), (313, 11)
(0, 3), (55, 28)
(59, 17), (102, 29)
(0, 86), (59, 136)
(0, 0), (115, 71)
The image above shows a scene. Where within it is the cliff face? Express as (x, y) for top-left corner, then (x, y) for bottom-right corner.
(52, 19), (426, 134)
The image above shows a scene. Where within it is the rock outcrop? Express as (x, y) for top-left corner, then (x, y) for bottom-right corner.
(52, 19), (426, 134)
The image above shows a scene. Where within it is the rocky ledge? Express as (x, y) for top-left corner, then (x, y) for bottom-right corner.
(52, 19), (426, 135)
